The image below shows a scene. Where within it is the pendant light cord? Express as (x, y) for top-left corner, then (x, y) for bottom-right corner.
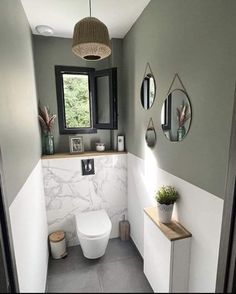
(89, 0), (91, 17)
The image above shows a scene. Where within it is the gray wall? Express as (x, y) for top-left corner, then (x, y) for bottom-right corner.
(110, 38), (125, 149)
(0, 0), (41, 206)
(33, 36), (124, 152)
(123, 0), (236, 199)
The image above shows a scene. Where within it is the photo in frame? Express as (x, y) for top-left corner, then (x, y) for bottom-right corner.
(69, 136), (84, 153)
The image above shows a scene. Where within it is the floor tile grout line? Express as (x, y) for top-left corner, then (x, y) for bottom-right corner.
(49, 262), (141, 279)
(99, 255), (141, 266)
(97, 265), (105, 293)
(48, 255), (141, 279)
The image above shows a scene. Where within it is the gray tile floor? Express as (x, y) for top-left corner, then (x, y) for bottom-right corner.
(47, 238), (153, 293)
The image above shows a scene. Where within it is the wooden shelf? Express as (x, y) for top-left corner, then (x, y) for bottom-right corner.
(42, 151), (127, 160)
(144, 207), (192, 241)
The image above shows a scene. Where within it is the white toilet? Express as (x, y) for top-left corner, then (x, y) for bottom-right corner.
(75, 209), (112, 259)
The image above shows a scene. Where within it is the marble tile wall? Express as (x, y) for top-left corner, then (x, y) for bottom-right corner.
(42, 154), (127, 247)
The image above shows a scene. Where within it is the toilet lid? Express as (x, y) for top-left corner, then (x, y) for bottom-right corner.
(76, 209), (112, 238)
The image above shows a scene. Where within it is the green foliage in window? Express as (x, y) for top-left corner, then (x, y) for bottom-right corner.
(63, 74), (91, 128)
(149, 77), (155, 103)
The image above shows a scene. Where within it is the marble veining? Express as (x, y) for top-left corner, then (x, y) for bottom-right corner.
(42, 154), (127, 246)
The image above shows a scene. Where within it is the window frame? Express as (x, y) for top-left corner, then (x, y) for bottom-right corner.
(91, 68), (118, 130)
(55, 65), (97, 134)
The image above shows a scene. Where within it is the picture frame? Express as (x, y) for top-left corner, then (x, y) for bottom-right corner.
(69, 136), (84, 153)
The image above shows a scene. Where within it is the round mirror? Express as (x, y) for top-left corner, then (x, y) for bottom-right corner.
(161, 89), (191, 142)
(145, 127), (156, 147)
(141, 74), (156, 109)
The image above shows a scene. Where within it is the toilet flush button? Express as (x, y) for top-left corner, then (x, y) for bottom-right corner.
(82, 159), (95, 175)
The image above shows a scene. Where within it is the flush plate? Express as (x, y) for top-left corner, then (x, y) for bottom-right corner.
(81, 159), (95, 176)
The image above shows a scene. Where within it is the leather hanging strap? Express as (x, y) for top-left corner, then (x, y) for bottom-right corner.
(147, 117), (155, 130)
(143, 62), (154, 80)
(167, 73), (188, 96)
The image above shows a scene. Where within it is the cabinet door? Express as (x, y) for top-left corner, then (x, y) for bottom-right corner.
(171, 238), (191, 292)
(144, 214), (172, 292)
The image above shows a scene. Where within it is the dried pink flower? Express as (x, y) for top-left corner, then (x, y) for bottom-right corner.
(176, 103), (190, 128)
(38, 105), (56, 133)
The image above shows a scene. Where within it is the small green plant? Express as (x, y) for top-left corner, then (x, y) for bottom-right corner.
(155, 185), (178, 205)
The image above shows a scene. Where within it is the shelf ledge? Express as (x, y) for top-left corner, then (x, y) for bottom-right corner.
(42, 151), (127, 160)
(144, 206), (192, 241)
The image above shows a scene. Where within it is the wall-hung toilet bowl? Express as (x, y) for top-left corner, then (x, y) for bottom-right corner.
(76, 209), (112, 259)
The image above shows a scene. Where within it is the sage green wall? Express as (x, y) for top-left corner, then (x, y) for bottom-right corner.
(110, 38), (125, 149)
(33, 36), (124, 152)
(0, 0), (41, 206)
(123, 0), (236, 199)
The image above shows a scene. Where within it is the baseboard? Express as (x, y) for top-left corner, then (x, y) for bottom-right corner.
(130, 236), (143, 261)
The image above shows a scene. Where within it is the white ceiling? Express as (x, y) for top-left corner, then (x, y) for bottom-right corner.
(21, 0), (151, 39)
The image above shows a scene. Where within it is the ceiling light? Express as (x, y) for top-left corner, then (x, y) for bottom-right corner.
(72, 0), (111, 60)
(35, 25), (54, 36)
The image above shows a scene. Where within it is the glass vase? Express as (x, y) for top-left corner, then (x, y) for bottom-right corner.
(177, 126), (186, 141)
(43, 133), (54, 155)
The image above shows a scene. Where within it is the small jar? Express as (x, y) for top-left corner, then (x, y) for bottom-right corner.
(96, 143), (105, 152)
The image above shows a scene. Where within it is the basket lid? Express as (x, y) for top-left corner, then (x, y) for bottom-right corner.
(49, 231), (65, 242)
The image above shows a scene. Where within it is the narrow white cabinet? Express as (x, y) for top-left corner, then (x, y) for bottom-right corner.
(144, 207), (192, 293)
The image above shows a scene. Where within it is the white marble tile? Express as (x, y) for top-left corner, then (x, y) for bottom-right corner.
(42, 154), (127, 246)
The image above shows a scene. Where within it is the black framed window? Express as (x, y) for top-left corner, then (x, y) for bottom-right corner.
(91, 68), (117, 129)
(55, 66), (96, 134)
(55, 66), (117, 134)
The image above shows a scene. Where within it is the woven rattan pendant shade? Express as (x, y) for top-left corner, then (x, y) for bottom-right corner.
(72, 17), (111, 60)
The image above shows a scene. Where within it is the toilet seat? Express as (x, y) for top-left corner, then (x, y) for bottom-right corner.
(76, 209), (112, 239)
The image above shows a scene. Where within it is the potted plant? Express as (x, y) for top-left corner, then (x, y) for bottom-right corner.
(155, 185), (178, 223)
(38, 105), (57, 155)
